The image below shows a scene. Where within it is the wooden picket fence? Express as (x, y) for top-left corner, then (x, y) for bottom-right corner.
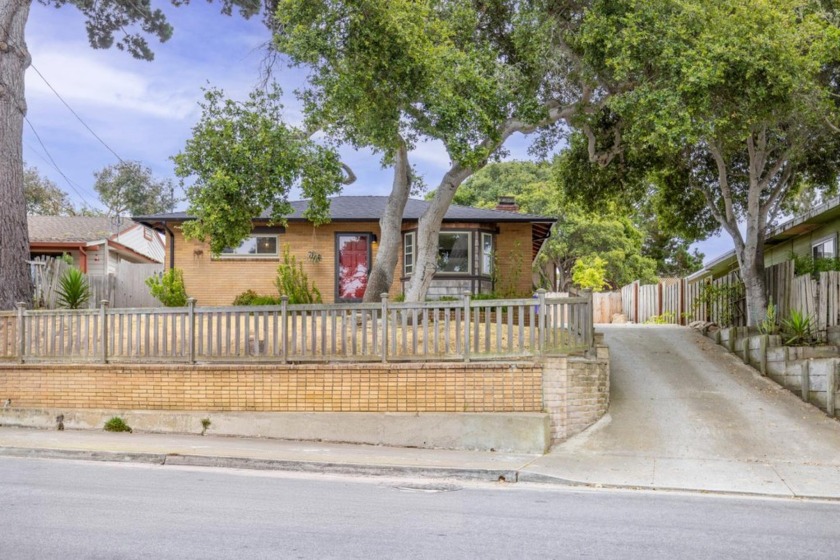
(2, 291), (595, 364)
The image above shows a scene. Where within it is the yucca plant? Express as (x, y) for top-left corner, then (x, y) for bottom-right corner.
(57, 267), (91, 309)
(780, 309), (816, 346)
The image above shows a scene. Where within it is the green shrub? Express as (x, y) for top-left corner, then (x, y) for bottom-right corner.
(57, 267), (91, 309)
(758, 302), (779, 335)
(233, 290), (282, 306)
(200, 417), (212, 436)
(781, 309), (819, 346)
(146, 269), (188, 307)
(792, 253), (840, 278)
(104, 416), (132, 433)
(645, 311), (676, 324)
(275, 246), (322, 304)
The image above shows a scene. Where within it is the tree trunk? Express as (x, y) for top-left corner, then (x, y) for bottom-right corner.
(362, 142), (411, 302)
(0, 0), (32, 309)
(404, 165), (472, 302)
(737, 224), (768, 327)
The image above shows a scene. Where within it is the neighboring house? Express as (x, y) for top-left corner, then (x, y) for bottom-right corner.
(688, 195), (840, 283)
(135, 195), (555, 305)
(28, 215), (165, 274)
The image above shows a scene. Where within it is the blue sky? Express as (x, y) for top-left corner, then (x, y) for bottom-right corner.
(22, 3), (732, 262)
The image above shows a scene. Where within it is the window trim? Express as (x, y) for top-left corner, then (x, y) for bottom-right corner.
(217, 234), (280, 259)
(812, 234), (838, 260)
(480, 232), (494, 277)
(403, 231), (415, 276)
(435, 231), (472, 275)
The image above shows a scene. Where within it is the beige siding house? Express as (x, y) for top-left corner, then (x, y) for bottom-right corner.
(136, 196), (555, 305)
(28, 216), (165, 273)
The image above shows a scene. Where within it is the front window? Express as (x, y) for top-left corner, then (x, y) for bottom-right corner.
(220, 235), (279, 258)
(481, 233), (493, 277)
(437, 232), (471, 274)
(404, 232), (415, 275)
(813, 236), (836, 260)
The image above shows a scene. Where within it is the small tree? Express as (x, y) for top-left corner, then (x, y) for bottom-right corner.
(24, 165), (76, 216)
(572, 256), (609, 292)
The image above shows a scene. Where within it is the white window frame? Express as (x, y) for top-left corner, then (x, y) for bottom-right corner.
(218, 235), (280, 259)
(436, 231), (472, 275)
(812, 234), (837, 260)
(403, 232), (415, 275)
(480, 232), (494, 277)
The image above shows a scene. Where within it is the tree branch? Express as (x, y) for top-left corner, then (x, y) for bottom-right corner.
(708, 141), (738, 227)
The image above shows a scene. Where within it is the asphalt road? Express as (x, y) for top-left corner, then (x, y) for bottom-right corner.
(1, 457), (838, 559)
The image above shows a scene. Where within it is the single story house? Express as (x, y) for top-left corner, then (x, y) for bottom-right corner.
(28, 215), (165, 274)
(687, 195), (840, 283)
(135, 195), (556, 305)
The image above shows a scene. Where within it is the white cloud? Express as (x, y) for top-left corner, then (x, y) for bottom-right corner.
(27, 49), (197, 120)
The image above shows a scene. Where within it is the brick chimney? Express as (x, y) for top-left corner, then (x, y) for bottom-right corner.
(495, 195), (519, 213)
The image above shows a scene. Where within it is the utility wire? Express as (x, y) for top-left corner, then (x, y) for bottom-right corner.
(29, 62), (126, 164)
(24, 117), (97, 210)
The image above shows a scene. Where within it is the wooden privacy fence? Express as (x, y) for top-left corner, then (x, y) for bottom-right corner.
(617, 261), (795, 326)
(790, 270), (840, 331)
(2, 291), (595, 364)
(29, 257), (162, 309)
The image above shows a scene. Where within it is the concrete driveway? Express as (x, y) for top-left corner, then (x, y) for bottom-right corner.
(522, 325), (840, 497)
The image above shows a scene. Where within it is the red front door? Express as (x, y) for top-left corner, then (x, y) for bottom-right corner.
(336, 234), (370, 301)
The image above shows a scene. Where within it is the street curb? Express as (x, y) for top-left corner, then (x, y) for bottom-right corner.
(0, 446), (167, 465)
(3, 446), (840, 501)
(0, 446), (517, 483)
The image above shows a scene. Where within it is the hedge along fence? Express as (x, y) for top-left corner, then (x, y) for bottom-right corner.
(0, 290), (595, 364)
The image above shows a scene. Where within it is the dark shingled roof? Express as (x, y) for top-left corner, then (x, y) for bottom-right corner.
(134, 196), (555, 224)
(28, 216), (134, 243)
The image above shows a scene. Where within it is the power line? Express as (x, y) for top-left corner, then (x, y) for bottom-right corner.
(24, 117), (98, 210)
(23, 140), (100, 207)
(29, 62), (126, 164)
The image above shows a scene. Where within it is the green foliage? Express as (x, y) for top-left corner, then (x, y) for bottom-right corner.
(146, 269), (188, 307)
(56, 267), (91, 310)
(103, 417), (132, 433)
(174, 85), (345, 255)
(758, 302), (780, 336)
(781, 309), (819, 346)
(275, 246), (322, 304)
(791, 253), (840, 278)
(572, 256), (609, 292)
(693, 282), (744, 327)
(200, 418), (212, 436)
(232, 290), (282, 306)
(645, 311), (676, 325)
(24, 164), (77, 216)
(93, 160), (177, 217)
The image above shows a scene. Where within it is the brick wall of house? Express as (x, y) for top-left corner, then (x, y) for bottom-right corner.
(0, 362), (543, 413)
(495, 222), (535, 296)
(171, 221), (402, 306)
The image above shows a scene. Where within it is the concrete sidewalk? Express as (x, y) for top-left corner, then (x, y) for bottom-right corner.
(2, 425), (840, 499)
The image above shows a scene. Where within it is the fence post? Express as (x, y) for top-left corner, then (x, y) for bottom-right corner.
(380, 293), (389, 363)
(281, 296), (288, 364)
(759, 334), (768, 376)
(827, 361), (837, 418)
(583, 288), (594, 348)
(16, 302), (26, 364)
(100, 299), (109, 364)
(801, 359), (811, 403)
(463, 291), (471, 363)
(187, 297), (196, 364)
(537, 288), (547, 355)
